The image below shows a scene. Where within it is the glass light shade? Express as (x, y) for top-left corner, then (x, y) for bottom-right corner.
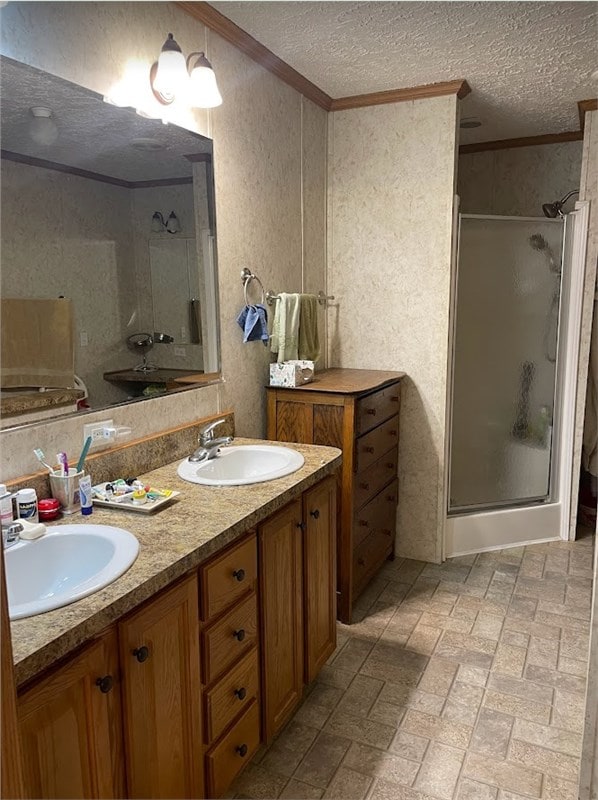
(153, 46), (188, 97)
(166, 212), (181, 234)
(29, 107), (58, 145)
(189, 60), (222, 108)
(151, 212), (165, 232)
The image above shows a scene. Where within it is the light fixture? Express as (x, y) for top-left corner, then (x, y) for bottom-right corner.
(28, 106), (58, 145)
(149, 33), (222, 108)
(151, 211), (181, 234)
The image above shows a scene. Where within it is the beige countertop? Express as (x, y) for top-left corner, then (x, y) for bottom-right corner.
(10, 438), (341, 687)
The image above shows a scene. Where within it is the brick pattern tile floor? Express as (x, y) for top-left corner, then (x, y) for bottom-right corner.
(229, 533), (594, 800)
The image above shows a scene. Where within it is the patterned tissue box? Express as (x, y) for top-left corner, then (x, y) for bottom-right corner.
(269, 361), (314, 387)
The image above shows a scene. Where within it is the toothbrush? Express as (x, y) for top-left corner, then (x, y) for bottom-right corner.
(33, 448), (54, 473)
(56, 452), (69, 477)
(76, 436), (92, 473)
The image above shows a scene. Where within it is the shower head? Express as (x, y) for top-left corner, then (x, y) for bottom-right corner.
(542, 189), (580, 218)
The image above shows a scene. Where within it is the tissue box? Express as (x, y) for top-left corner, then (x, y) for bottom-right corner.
(269, 360), (314, 387)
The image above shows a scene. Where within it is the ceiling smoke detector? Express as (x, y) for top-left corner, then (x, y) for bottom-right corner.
(460, 117), (482, 129)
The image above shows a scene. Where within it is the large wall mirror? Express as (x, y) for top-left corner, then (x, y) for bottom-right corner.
(0, 56), (221, 428)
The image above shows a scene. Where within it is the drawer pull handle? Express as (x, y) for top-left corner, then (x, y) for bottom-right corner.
(234, 687), (247, 701)
(387, 495), (397, 503)
(386, 463), (395, 470)
(296, 521), (306, 531)
(365, 408), (376, 416)
(357, 557), (365, 566)
(96, 675), (113, 693)
(382, 529), (392, 536)
(358, 520), (368, 527)
(236, 744), (248, 758)
(133, 646), (149, 663)
(233, 629), (246, 642)
(390, 430), (398, 437)
(359, 482), (369, 490)
(391, 395), (399, 402)
(309, 509), (320, 519)
(232, 568), (246, 582)
(364, 446), (375, 454)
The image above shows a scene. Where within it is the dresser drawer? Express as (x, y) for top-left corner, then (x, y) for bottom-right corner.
(353, 448), (398, 510)
(202, 593), (258, 685)
(353, 479), (399, 548)
(199, 533), (257, 622)
(205, 699), (260, 798)
(355, 415), (399, 473)
(204, 648), (259, 744)
(356, 383), (401, 436)
(353, 530), (394, 599)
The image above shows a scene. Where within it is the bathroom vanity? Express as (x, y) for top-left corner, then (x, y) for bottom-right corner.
(5, 438), (340, 799)
(267, 368), (404, 623)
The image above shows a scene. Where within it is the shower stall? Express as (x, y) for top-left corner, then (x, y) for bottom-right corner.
(446, 206), (589, 556)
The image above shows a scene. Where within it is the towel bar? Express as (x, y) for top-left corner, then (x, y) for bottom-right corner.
(241, 267), (335, 308)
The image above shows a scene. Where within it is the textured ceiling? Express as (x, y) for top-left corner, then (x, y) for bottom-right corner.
(0, 58), (211, 182)
(211, 1), (597, 142)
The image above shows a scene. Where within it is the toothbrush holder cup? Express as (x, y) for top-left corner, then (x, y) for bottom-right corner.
(49, 469), (86, 515)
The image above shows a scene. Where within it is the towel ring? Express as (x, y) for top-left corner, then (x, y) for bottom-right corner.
(241, 267), (265, 306)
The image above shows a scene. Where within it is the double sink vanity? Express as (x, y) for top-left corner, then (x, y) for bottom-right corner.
(5, 432), (341, 799)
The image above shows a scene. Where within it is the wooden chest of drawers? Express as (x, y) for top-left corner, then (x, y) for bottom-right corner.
(267, 368), (404, 623)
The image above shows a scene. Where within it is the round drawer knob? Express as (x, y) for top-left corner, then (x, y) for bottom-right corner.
(364, 446), (375, 454)
(390, 429), (398, 437)
(357, 557), (365, 566)
(233, 629), (246, 642)
(234, 687), (247, 701)
(133, 646), (149, 663)
(366, 408), (376, 416)
(358, 520), (368, 528)
(236, 744), (248, 758)
(296, 521), (306, 531)
(386, 463), (395, 470)
(309, 509), (320, 519)
(359, 482), (369, 490)
(96, 675), (113, 693)
(233, 568), (246, 582)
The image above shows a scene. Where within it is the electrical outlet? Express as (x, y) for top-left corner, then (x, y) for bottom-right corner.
(83, 419), (114, 449)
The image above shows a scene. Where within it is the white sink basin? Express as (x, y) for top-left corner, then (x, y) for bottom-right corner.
(6, 524), (139, 620)
(177, 444), (305, 486)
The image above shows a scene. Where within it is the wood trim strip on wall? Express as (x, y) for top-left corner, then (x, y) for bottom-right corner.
(174, 1), (333, 110)
(579, 98), (598, 132)
(330, 80), (471, 111)
(459, 129), (583, 154)
(175, 2), (469, 110)
(0, 150), (192, 188)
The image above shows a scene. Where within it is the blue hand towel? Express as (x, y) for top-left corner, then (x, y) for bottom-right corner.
(237, 304), (269, 344)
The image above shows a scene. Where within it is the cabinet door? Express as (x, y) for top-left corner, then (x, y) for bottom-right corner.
(18, 628), (124, 800)
(259, 499), (304, 740)
(303, 477), (337, 683)
(119, 574), (203, 799)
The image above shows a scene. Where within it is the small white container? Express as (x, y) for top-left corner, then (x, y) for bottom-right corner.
(0, 484), (14, 526)
(16, 488), (39, 524)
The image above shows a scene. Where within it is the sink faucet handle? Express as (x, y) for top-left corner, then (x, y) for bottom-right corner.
(199, 418), (228, 446)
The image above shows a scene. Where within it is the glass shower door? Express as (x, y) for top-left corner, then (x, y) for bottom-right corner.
(449, 215), (565, 513)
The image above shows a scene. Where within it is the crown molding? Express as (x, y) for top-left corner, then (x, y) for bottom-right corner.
(330, 80), (470, 111)
(459, 129), (583, 154)
(578, 98), (598, 132)
(174, 1), (333, 110)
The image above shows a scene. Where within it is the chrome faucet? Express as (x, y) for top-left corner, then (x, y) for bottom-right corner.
(189, 418), (233, 463)
(2, 521), (23, 550)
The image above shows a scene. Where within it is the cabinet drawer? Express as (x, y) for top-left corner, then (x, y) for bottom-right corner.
(206, 699), (260, 798)
(204, 648), (259, 744)
(353, 448), (398, 511)
(356, 383), (401, 436)
(353, 479), (399, 549)
(353, 530), (394, 599)
(202, 593), (258, 685)
(199, 534), (257, 622)
(355, 415), (399, 473)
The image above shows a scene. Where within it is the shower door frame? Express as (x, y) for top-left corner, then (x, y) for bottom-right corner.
(444, 203), (590, 557)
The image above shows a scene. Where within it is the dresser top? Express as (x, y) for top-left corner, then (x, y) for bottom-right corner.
(268, 368), (405, 395)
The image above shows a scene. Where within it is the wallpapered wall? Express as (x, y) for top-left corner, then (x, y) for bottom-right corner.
(0, 1), (327, 478)
(328, 96), (459, 562)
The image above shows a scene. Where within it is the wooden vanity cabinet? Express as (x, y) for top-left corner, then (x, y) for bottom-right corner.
(259, 475), (337, 740)
(267, 369), (404, 623)
(18, 628), (125, 800)
(118, 574), (203, 799)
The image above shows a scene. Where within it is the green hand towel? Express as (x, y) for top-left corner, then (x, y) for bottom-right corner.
(270, 293), (300, 362)
(298, 294), (320, 361)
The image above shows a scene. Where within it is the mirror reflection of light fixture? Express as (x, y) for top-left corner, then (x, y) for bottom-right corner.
(149, 33), (222, 108)
(28, 106), (59, 145)
(151, 210), (181, 234)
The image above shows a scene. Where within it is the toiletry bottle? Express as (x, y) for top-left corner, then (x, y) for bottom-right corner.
(16, 488), (39, 523)
(0, 484), (14, 526)
(79, 475), (93, 516)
